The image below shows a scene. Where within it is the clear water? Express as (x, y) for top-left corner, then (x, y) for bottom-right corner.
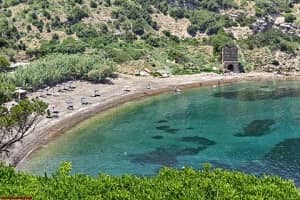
(19, 81), (300, 185)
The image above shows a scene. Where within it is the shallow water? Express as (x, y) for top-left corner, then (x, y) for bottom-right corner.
(19, 80), (300, 185)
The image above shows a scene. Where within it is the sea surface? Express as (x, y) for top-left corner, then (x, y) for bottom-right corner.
(19, 80), (300, 185)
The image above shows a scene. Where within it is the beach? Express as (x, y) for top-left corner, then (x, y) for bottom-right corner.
(4, 72), (300, 167)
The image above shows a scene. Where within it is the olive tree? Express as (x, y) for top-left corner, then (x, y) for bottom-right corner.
(0, 99), (47, 155)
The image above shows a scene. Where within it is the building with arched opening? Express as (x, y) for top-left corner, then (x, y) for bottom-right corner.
(222, 46), (241, 73)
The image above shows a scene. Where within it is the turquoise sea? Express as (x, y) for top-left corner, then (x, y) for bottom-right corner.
(19, 80), (300, 185)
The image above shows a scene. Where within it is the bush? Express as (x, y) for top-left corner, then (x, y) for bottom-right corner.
(0, 79), (15, 104)
(87, 67), (113, 82)
(104, 47), (132, 63)
(0, 164), (299, 199)
(162, 30), (171, 37)
(285, 13), (296, 23)
(132, 22), (144, 35)
(90, 0), (97, 8)
(0, 38), (9, 48)
(240, 29), (300, 53)
(255, 0), (292, 16)
(169, 8), (186, 19)
(272, 60), (280, 66)
(209, 31), (235, 54)
(37, 38), (86, 56)
(67, 7), (89, 24)
(72, 24), (98, 38)
(0, 56), (10, 72)
(187, 10), (235, 36)
(187, 25), (198, 36)
(145, 36), (161, 47)
(168, 49), (189, 64)
(200, 0), (238, 12)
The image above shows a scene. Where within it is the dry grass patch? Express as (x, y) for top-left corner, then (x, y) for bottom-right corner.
(151, 13), (191, 38)
(293, 3), (300, 25)
(82, 7), (113, 25)
(118, 59), (155, 75)
(224, 26), (253, 39)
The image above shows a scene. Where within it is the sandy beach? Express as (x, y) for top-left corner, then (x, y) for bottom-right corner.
(4, 72), (300, 167)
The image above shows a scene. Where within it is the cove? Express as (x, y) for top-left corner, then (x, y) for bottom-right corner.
(18, 80), (300, 185)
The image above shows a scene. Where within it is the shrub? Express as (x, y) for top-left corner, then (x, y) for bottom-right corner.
(240, 29), (300, 53)
(0, 164), (299, 199)
(72, 24), (98, 38)
(0, 79), (15, 104)
(37, 38), (86, 56)
(187, 25), (198, 36)
(104, 47), (132, 63)
(87, 67), (113, 82)
(168, 49), (189, 64)
(169, 8), (186, 19)
(209, 31), (235, 54)
(67, 7), (89, 24)
(90, 0), (97, 8)
(285, 13), (296, 23)
(162, 30), (171, 37)
(0, 56), (10, 72)
(132, 22), (144, 35)
(272, 60), (280, 66)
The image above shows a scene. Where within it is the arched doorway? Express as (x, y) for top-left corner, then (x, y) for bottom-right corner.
(227, 64), (234, 72)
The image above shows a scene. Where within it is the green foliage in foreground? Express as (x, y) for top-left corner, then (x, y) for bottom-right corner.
(0, 163), (299, 200)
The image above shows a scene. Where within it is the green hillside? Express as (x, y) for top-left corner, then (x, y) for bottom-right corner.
(1, 0), (299, 69)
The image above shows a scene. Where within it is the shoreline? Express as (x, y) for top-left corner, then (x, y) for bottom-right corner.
(6, 72), (300, 168)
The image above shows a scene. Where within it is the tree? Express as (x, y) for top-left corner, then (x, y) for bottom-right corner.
(0, 56), (10, 72)
(209, 31), (234, 54)
(0, 99), (47, 156)
(169, 8), (186, 19)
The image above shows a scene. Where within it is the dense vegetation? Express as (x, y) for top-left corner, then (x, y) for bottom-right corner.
(2, 53), (114, 89)
(0, 0), (299, 67)
(240, 28), (300, 54)
(0, 163), (299, 199)
(0, 80), (15, 105)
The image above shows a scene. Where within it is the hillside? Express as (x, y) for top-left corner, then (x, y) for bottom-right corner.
(0, 0), (300, 76)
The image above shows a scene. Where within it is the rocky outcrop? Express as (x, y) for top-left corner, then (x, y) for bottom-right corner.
(242, 49), (300, 73)
(263, 51), (300, 74)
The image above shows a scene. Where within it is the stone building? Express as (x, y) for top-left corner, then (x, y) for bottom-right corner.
(222, 45), (240, 73)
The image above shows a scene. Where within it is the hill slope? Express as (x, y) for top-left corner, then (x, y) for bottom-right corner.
(0, 0), (299, 74)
